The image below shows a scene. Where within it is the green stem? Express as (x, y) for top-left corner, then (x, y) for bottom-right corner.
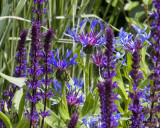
(61, 80), (68, 109)
(84, 54), (90, 95)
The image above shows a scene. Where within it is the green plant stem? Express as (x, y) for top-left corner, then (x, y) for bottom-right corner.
(84, 54), (90, 96)
(61, 80), (67, 109)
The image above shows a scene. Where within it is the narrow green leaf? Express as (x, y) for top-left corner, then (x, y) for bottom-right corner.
(81, 93), (94, 117)
(126, 17), (144, 27)
(58, 101), (70, 122)
(16, 116), (29, 128)
(15, 0), (28, 16)
(119, 117), (130, 121)
(0, 111), (12, 128)
(18, 93), (26, 121)
(0, 72), (26, 88)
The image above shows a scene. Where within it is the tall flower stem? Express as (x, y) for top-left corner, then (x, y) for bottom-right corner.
(84, 54), (90, 96)
(61, 80), (68, 110)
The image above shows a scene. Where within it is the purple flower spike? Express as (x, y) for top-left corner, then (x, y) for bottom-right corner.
(0, 100), (6, 128)
(26, 23), (43, 127)
(145, 0), (160, 126)
(121, 37), (146, 126)
(98, 27), (118, 128)
(68, 113), (79, 128)
(40, 29), (54, 128)
(5, 29), (28, 111)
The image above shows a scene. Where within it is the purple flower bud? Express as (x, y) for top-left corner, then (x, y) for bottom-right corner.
(68, 113), (79, 128)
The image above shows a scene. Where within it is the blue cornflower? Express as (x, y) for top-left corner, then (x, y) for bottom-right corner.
(91, 50), (106, 67)
(81, 114), (102, 128)
(65, 19), (105, 47)
(50, 49), (78, 71)
(131, 25), (151, 44)
(117, 26), (150, 53)
(116, 27), (133, 46)
(53, 77), (84, 106)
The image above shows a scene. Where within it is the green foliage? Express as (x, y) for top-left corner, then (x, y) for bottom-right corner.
(0, 111), (12, 128)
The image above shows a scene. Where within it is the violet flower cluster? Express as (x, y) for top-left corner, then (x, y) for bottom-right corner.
(25, 0), (49, 127)
(118, 25), (150, 127)
(39, 29), (54, 128)
(144, 0), (160, 126)
(98, 27), (119, 128)
(0, 100), (6, 128)
(68, 113), (79, 128)
(25, 22), (43, 128)
(5, 29), (28, 111)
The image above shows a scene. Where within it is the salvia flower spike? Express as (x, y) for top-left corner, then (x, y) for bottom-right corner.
(40, 28), (54, 128)
(98, 27), (119, 128)
(145, 0), (160, 126)
(5, 29), (28, 111)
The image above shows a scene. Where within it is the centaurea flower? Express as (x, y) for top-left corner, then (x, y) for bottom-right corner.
(51, 49), (77, 81)
(65, 19), (105, 54)
(54, 78), (84, 107)
(81, 114), (102, 128)
(53, 77), (84, 116)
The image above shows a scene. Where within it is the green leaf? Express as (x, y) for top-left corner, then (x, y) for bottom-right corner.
(18, 93), (26, 121)
(10, 89), (25, 125)
(17, 116), (29, 128)
(58, 101), (70, 122)
(124, 1), (139, 11)
(74, 46), (88, 74)
(114, 65), (128, 102)
(140, 43), (149, 76)
(143, 0), (153, 5)
(15, 0), (28, 16)
(126, 17), (144, 27)
(92, 88), (100, 114)
(115, 100), (124, 114)
(119, 117), (130, 121)
(0, 72), (26, 88)
(36, 102), (66, 128)
(0, 111), (12, 128)
(81, 93), (94, 117)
